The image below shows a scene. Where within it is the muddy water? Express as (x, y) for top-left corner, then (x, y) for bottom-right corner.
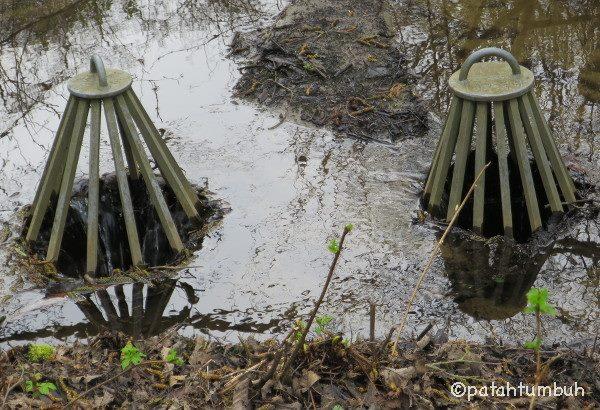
(0, 0), (598, 347)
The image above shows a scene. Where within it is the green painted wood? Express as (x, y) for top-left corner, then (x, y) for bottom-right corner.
(527, 93), (577, 203)
(472, 102), (488, 233)
(424, 96), (459, 201)
(114, 94), (184, 253)
(123, 89), (199, 218)
(493, 102), (514, 238)
(428, 97), (463, 215)
(506, 99), (542, 232)
(517, 95), (563, 213)
(446, 100), (475, 221)
(86, 100), (102, 275)
(104, 98), (143, 266)
(117, 115), (140, 180)
(26, 97), (78, 242)
(46, 100), (90, 262)
(30, 97), (75, 215)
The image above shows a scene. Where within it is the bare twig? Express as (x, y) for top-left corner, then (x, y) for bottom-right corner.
(376, 162), (491, 360)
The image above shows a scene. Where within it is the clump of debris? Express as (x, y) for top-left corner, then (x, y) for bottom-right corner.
(1, 331), (598, 408)
(231, 0), (428, 144)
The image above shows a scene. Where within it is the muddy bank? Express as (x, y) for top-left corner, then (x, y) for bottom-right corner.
(231, 0), (428, 144)
(1, 331), (598, 408)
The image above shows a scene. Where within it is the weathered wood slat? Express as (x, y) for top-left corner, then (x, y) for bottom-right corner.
(506, 99), (542, 232)
(47, 99), (90, 262)
(123, 89), (199, 219)
(104, 98), (143, 266)
(26, 97), (78, 243)
(446, 100), (475, 221)
(86, 100), (101, 275)
(424, 96), (459, 201)
(114, 94), (184, 253)
(427, 97), (463, 215)
(527, 93), (577, 203)
(493, 102), (514, 238)
(473, 102), (488, 233)
(117, 115), (140, 180)
(518, 95), (563, 213)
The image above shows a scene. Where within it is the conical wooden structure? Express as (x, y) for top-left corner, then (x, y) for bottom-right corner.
(26, 55), (201, 276)
(423, 48), (577, 238)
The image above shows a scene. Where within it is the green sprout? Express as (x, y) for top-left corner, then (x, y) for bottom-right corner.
(120, 341), (146, 370)
(523, 288), (557, 317)
(166, 348), (185, 366)
(25, 373), (56, 397)
(28, 343), (54, 362)
(328, 239), (340, 254)
(303, 62), (315, 72)
(315, 315), (334, 335)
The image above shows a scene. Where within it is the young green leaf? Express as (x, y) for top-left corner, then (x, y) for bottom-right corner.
(25, 380), (34, 392)
(37, 382), (56, 396)
(344, 224), (354, 232)
(166, 348), (185, 366)
(524, 338), (542, 351)
(524, 288), (557, 316)
(120, 341), (146, 370)
(327, 239), (340, 254)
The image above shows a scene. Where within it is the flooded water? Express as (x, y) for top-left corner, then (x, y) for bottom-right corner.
(0, 0), (598, 348)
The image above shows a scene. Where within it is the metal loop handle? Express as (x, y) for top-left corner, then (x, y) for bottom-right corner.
(90, 55), (108, 87)
(458, 47), (521, 81)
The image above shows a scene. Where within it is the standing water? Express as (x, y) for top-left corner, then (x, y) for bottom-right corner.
(0, 0), (598, 348)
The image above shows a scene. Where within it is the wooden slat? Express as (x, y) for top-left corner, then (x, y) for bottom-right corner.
(132, 282), (144, 338)
(472, 102), (488, 233)
(424, 96), (459, 201)
(493, 102), (514, 238)
(527, 93), (577, 203)
(86, 100), (101, 275)
(114, 94), (184, 253)
(123, 89), (199, 219)
(506, 99), (542, 233)
(104, 98), (143, 266)
(46, 100), (90, 262)
(26, 97), (77, 242)
(117, 115), (140, 180)
(428, 97), (463, 215)
(518, 95), (563, 213)
(446, 100), (475, 221)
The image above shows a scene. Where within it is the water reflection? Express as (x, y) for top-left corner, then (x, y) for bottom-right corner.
(76, 280), (197, 338)
(442, 215), (600, 321)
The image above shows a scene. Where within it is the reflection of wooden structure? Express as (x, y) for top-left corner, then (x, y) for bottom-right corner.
(423, 48), (576, 238)
(441, 236), (544, 320)
(25, 55), (200, 276)
(76, 280), (198, 338)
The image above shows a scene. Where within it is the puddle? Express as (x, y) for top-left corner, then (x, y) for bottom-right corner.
(0, 0), (598, 348)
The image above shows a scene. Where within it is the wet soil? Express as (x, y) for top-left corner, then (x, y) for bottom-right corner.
(231, 0), (428, 144)
(1, 331), (598, 408)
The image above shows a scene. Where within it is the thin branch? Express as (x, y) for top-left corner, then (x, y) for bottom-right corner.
(376, 162), (491, 360)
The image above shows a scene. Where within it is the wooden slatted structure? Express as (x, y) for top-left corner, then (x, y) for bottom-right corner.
(423, 48), (577, 238)
(26, 55), (200, 276)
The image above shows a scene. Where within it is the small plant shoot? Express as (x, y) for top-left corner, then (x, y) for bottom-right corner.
(166, 348), (185, 366)
(523, 288), (557, 316)
(328, 239), (340, 254)
(25, 373), (56, 397)
(120, 341), (146, 370)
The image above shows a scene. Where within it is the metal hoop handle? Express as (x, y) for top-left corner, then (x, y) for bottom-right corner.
(90, 55), (108, 87)
(458, 47), (521, 81)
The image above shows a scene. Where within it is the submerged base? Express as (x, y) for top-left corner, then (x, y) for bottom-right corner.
(26, 174), (215, 278)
